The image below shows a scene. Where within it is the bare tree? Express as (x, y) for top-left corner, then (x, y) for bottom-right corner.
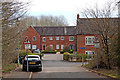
(117, 1), (120, 76)
(2, 0), (29, 66)
(81, 1), (118, 69)
(20, 15), (68, 27)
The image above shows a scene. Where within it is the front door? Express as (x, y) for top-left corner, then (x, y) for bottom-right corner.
(42, 44), (46, 50)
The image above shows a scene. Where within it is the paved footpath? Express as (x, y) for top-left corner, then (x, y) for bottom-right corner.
(2, 54), (114, 80)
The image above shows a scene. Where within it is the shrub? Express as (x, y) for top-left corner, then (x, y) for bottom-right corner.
(77, 54), (88, 60)
(63, 53), (88, 61)
(19, 50), (27, 58)
(63, 52), (70, 60)
(63, 45), (70, 52)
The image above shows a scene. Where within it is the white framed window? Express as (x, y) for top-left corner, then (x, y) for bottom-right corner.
(49, 37), (53, 40)
(43, 37), (46, 42)
(56, 37), (59, 40)
(61, 45), (64, 50)
(85, 36), (94, 45)
(32, 45), (37, 49)
(56, 45), (59, 49)
(85, 51), (94, 55)
(61, 37), (64, 40)
(25, 44), (31, 49)
(33, 36), (36, 41)
(69, 36), (74, 41)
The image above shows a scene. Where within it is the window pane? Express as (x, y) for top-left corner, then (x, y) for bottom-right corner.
(56, 45), (59, 49)
(86, 51), (94, 55)
(49, 37), (53, 40)
(33, 36), (36, 41)
(25, 44), (31, 49)
(43, 37), (46, 42)
(56, 37), (59, 40)
(61, 45), (64, 49)
(85, 36), (94, 45)
(69, 37), (73, 41)
(61, 37), (64, 40)
(32, 45), (37, 49)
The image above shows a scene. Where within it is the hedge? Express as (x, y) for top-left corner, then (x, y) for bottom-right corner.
(60, 50), (73, 54)
(41, 50), (57, 54)
(19, 50), (41, 58)
(63, 52), (70, 60)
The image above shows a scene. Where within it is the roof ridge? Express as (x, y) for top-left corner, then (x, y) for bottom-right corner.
(33, 26), (76, 28)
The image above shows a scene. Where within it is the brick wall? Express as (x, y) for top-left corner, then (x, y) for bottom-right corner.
(21, 26), (40, 50)
(21, 26), (100, 54)
(40, 35), (76, 51)
(77, 34), (97, 54)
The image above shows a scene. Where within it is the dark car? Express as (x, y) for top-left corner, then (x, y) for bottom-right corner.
(22, 55), (42, 71)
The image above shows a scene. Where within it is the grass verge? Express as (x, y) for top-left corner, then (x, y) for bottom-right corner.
(82, 64), (119, 79)
(2, 63), (17, 73)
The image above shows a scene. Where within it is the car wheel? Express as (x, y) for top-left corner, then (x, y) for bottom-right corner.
(39, 68), (42, 71)
(22, 66), (26, 71)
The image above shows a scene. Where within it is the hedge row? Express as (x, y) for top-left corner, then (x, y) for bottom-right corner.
(41, 50), (57, 54)
(19, 50), (41, 58)
(63, 52), (93, 61)
(60, 50), (73, 54)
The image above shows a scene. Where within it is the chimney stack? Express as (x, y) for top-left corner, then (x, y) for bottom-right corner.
(64, 27), (67, 35)
(77, 14), (79, 20)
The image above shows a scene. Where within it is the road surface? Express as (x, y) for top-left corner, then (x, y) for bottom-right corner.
(2, 54), (114, 80)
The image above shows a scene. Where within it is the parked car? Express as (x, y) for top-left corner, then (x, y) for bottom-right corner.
(22, 55), (42, 71)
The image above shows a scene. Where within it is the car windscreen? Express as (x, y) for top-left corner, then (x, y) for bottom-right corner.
(26, 56), (39, 61)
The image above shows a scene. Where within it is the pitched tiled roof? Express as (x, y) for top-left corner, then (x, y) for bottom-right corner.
(77, 18), (119, 34)
(33, 26), (76, 36)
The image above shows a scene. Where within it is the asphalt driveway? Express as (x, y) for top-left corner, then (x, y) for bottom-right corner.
(3, 54), (113, 79)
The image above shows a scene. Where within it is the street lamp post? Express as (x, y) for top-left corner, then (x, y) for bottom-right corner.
(25, 44), (29, 72)
(16, 19), (20, 67)
(26, 49), (29, 72)
(94, 37), (100, 70)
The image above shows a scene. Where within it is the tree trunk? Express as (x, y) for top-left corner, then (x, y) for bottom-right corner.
(105, 39), (111, 69)
(118, 2), (120, 76)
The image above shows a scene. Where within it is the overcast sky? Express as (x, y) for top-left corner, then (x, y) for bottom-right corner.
(20, 0), (118, 26)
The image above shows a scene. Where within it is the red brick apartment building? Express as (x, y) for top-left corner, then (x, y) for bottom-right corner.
(22, 14), (118, 54)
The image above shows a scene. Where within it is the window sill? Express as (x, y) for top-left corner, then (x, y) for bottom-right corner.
(69, 40), (74, 41)
(85, 44), (94, 45)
